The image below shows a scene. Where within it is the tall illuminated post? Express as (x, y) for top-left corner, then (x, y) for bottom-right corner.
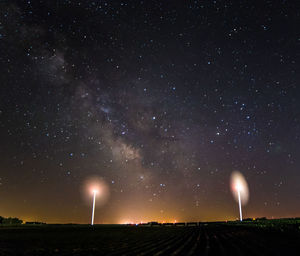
(237, 185), (243, 221)
(91, 190), (97, 225)
(83, 176), (109, 226)
(230, 171), (249, 222)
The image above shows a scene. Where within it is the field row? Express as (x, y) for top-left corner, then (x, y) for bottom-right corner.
(0, 225), (299, 255)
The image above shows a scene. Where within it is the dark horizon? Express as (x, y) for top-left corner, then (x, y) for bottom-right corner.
(2, 214), (300, 226)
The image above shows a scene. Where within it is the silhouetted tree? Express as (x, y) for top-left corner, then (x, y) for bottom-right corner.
(2, 217), (23, 224)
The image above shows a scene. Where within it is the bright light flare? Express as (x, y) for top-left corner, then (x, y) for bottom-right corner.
(81, 176), (110, 224)
(92, 189), (99, 195)
(230, 171), (249, 221)
(230, 171), (249, 205)
(81, 176), (110, 205)
(235, 183), (243, 192)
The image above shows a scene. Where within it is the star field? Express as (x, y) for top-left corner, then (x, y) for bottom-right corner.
(0, 0), (299, 223)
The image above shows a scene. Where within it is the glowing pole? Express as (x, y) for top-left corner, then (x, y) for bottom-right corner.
(91, 190), (97, 225)
(237, 187), (243, 221)
(230, 171), (249, 222)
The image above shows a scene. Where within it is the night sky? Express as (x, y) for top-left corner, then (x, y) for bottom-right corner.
(0, 1), (299, 224)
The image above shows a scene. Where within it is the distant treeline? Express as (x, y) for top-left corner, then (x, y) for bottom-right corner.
(0, 216), (23, 224)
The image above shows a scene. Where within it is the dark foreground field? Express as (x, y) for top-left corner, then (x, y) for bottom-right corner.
(0, 222), (300, 256)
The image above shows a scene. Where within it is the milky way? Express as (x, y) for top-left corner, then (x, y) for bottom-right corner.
(0, 1), (299, 223)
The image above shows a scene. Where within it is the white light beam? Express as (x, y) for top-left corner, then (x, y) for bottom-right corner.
(237, 187), (243, 221)
(91, 190), (97, 225)
(230, 172), (249, 221)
